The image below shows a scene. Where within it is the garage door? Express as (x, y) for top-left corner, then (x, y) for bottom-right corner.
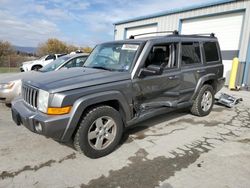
(125, 24), (157, 39)
(181, 12), (244, 84)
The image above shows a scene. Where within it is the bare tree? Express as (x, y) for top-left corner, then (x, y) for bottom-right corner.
(0, 40), (13, 67)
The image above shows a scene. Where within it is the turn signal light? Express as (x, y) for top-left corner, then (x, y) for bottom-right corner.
(47, 106), (72, 115)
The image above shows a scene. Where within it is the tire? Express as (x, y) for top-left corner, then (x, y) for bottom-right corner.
(74, 105), (124, 158)
(32, 65), (42, 71)
(191, 84), (214, 117)
(5, 103), (11, 108)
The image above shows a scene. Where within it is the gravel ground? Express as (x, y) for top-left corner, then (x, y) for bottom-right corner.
(0, 86), (250, 188)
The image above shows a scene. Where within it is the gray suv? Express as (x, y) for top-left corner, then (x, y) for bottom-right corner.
(12, 32), (225, 158)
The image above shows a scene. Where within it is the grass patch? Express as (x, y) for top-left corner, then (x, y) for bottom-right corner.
(0, 67), (19, 73)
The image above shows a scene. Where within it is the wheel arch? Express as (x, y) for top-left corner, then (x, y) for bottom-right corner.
(61, 91), (132, 141)
(31, 64), (43, 70)
(191, 74), (216, 100)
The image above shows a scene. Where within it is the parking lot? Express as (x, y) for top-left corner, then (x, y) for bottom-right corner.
(0, 73), (250, 188)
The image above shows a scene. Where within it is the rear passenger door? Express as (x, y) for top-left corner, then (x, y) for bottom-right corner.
(180, 41), (205, 102)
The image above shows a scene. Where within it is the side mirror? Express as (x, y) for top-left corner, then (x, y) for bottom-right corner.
(138, 65), (163, 78)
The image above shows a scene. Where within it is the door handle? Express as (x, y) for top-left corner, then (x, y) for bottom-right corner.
(168, 75), (179, 80)
(197, 70), (206, 73)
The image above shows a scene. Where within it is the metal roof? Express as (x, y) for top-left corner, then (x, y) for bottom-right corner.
(114, 0), (236, 25)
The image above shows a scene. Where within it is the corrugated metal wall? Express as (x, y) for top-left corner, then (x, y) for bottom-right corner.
(114, 0), (250, 86)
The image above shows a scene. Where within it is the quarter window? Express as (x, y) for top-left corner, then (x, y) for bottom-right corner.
(181, 42), (201, 65)
(45, 55), (56, 61)
(203, 42), (219, 62)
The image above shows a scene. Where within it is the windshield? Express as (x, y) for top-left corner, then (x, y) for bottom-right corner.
(40, 56), (71, 72)
(84, 43), (139, 72)
(39, 55), (47, 60)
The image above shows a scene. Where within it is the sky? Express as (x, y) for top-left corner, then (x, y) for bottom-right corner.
(0, 0), (219, 47)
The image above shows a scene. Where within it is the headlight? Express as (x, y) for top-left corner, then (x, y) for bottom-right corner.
(38, 89), (50, 113)
(0, 82), (15, 89)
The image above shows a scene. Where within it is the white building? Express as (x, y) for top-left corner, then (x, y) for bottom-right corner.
(114, 0), (250, 88)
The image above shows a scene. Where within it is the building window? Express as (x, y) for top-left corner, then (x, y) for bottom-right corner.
(203, 42), (219, 62)
(181, 42), (201, 65)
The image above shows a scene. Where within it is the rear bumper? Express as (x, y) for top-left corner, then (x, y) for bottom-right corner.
(11, 98), (71, 141)
(216, 77), (225, 93)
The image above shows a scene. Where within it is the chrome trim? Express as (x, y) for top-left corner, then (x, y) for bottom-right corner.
(22, 84), (39, 109)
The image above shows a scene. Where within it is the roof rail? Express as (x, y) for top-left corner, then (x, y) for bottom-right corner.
(186, 33), (216, 37)
(129, 30), (179, 39)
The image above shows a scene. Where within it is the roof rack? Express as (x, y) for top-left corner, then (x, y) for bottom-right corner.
(187, 33), (215, 37)
(129, 30), (179, 39)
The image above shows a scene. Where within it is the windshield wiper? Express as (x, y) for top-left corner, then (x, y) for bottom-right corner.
(85, 66), (114, 71)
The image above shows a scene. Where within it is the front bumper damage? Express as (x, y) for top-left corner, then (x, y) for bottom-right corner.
(11, 98), (71, 141)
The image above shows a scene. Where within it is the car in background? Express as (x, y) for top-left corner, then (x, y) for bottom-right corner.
(20, 54), (66, 72)
(0, 53), (89, 105)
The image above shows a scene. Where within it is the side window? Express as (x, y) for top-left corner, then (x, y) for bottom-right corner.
(145, 43), (176, 69)
(58, 54), (67, 58)
(45, 55), (56, 61)
(203, 42), (219, 62)
(75, 56), (87, 67)
(181, 42), (201, 65)
(64, 58), (76, 68)
(64, 57), (88, 68)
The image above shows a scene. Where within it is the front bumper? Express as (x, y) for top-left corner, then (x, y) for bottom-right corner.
(0, 81), (22, 104)
(0, 89), (17, 104)
(11, 98), (71, 141)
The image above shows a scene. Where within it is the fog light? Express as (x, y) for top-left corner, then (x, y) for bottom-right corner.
(35, 122), (43, 133)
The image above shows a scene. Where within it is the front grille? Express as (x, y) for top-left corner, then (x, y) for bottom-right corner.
(22, 84), (39, 108)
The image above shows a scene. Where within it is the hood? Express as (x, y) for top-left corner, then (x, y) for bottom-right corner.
(0, 71), (40, 83)
(22, 60), (36, 65)
(23, 67), (131, 93)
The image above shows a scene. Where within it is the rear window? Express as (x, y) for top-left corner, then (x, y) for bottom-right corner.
(203, 42), (219, 62)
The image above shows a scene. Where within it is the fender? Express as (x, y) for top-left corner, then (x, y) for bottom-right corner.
(31, 64), (43, 70)
(61, 90), (132, 141)
(191, 73), (216, 100)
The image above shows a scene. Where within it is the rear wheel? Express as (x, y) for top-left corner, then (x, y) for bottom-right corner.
(191, 84), (214, 116)
(74, 105), (123, 158)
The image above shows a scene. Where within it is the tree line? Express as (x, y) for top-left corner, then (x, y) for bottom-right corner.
(0, 39), (92, 67)
(37, 38), (92, 56)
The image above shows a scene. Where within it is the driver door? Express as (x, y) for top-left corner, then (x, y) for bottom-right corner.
(132, 42), (181, 112)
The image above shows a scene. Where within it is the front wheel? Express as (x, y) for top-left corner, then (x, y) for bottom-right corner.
(74, 106), (124, 158)
(32, 65), (42, 71)
(191, 84), (214, 117)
